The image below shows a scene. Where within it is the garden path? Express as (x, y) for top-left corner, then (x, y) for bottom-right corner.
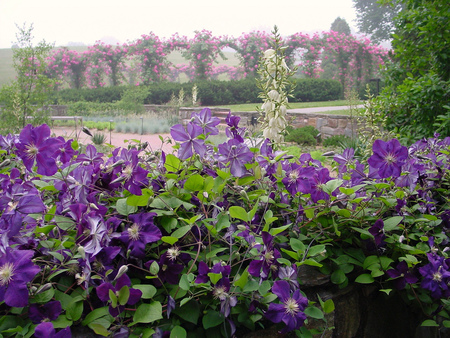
(51, 126), (175, 153)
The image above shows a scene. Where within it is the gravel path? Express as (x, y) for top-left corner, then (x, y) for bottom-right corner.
(51, 126), (174, 153)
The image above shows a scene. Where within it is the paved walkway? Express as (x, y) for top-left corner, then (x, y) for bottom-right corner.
(287, 105), (364, 114)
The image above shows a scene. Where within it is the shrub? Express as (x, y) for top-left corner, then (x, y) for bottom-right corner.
(51, 78), (342, 107)
(292, 78), (343, 101)
(91, 132), (106, 145)
(323, 134), (350, 147)
(285, 126), (320, 145)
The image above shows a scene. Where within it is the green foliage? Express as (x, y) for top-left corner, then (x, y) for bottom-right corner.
(91, 132), (106, 145)
(0, 24), (55, 134)
(323, 134), (351, 147)
(116, 86), (150, 114)
(292, 78), (343, 102)
(377, 0), (450, 141)
(353, 0), (403, 43)
(285, 126), (319, 146)
(51, 78), (342, 107)
(330, 17), (351, 35)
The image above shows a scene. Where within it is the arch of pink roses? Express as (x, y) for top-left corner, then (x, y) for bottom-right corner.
(45, 30), (388, 90)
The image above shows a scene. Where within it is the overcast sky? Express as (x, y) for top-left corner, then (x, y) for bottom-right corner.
(0, 0), (359, 48)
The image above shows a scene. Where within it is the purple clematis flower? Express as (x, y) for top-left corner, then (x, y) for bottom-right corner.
(170, 122), (206, 160)
(119, 212), (161, 259)
(225, 112), (245, 142)
(145, 251), (191, 286)
(29, 300), (62, 323)
(368, 139), (408, 178)
(369, 219), (386, 247)
(111, 148), (149, 196)
(15, 124), (62, 176)
(96, 274), (142, 317)
(217, 139), (253, 177)
(282, 163), (315, 196)
(192, 108), (220, 136)
(265, 280), (308, 333)
(53, 137), (77, 164)
(249, 232), (281, 280)
(386, 261), (418, 290)
(0, 248), (40, 307)
(34, 322), (71, 338)
(75, 144), (104, 167)
(334, 147), (355, 173)
(77, 211), (110, 256)
(419, 253), (450, 299)
(310, 167), (332, 203)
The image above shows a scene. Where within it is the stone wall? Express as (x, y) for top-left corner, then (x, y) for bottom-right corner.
(236, 111), (358, 138)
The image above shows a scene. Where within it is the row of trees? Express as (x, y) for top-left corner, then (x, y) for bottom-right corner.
(45, 29), (387, 94)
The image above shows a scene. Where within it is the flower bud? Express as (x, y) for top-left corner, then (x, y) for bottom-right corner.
(78, 246), (85, 260)
(264, 49), (275, 59)
(115, 265), (129, 280)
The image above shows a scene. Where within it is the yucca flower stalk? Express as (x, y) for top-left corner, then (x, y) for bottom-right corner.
(257, 26), (296, 145)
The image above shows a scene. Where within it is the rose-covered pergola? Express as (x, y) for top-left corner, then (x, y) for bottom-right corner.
(46, 29), (388, 92)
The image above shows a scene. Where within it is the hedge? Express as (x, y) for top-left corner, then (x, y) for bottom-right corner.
(50, 78), (342, 106)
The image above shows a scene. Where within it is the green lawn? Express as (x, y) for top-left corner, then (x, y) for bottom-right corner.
(213, 100), (361, 113)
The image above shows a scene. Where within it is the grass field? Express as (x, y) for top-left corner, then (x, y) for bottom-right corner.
(214, 100), (361, 114)
(0, 47), (240, 88)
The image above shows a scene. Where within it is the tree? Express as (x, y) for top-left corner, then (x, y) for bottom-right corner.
(0, 24), (55, 133)
(353, 0), (403, 42)
(376, 0), (450, 141)
(330, 17), (351, 35)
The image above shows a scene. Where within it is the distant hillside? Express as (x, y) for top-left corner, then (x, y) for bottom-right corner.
(0, 47), (240, 88)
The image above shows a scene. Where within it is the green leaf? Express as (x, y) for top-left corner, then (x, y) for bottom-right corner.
(165, 154), (181, 172)
(322, 179), (343, 195)
(161, 236), (178, 245)
(259, 280), (271, 296)
(172, 300), (200, 325)
(304, 306), (324, 319)
(421, 319), (439, 327)
(179, 274), (191, 291)
(307, 245), (326, 257)
(300, 258), (323, 267)
(89, 323), (110, 337)
(116, 198), (137, 216)
(132, 285), (157, 299)
(363, 256), (379, 269)
(304, 208), (315, 219)
(383, 216), (403, 231)
(290, 238), (305, 252)
(66, 300), (83, 321)
(331, 269), (346, 285)
(82, 307), (111, 326)
(229, 206), (249, 222)
(52, 215), (75, 230)
(127, 189), (153, 207)
(33, 287), (55, 303)
(208, 272), (222, 285)
(234, 269), (249, 289)
(133, 302), (163, 324)
(269, 223), (291, 236)
(184, 174), (204, 191)
(170, 326), (187, 338)
(243, 280), (260, 292)
(118, 285), (130, 306)
(202, 310), (224, 330)
(322, 299), (335, 314)
(355, 273), (375, 284)
(109, 289), (117, 308)
(171, 225), (191, 239)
